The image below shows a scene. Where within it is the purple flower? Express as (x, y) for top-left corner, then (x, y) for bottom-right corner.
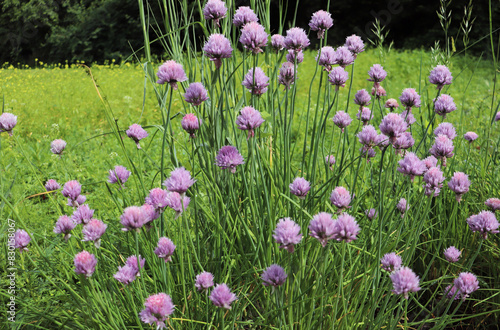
(356, 107), (373, 125)
(126, 124), (148, 149)
(434, 94), (456, 118)
(203, 0), (227, 27)
(423, 156), (438, 170)
(332, 111), (352, 132)
(62, 180), (82, 206)
(308, 212), (335, 247)
(182, 113), (200, 138)
(82, 219), (107, 248)
(309, 10), (333, 39)
(14, 229), (31, 253)
(195, 271), (214, 292)
(184, 82), (209, 106)
(139, 293), (175, 329)
(316, 46), (336, 72)
(328, 67), (348, 90)
(454, 272), (479, 300)
(448, 172), (470, 202)
(367, 64), (387, 83)
(397, 152), (426, 181)
(142, 203), (160, 227)
(233, 6), (258, 27)
(375, 134), (389, 149)
(393, 132), (415, 152)
(430, 134), (454, 166)
(333, 46), (354, 68)
(70, 195), (86, 207)
(114, 265), (138, 285)
(236, 106), (265, 138)
(423, 167), (445, 197)
(126, 255), (145, 274)
(45, 179), (60, 192)
(326, 155), (336, 169)
(400, 110), (416, 126)
(165, 192), (190, 217)
(443, 246), (461, 263)
(270, 34), (285, 53)
(357, 125), (378, 148)
(344, 34), (364, 57)
(0, 112), (17, 136)
(278, 62), (296, 89)
(286, 49), (304, 64)
(72, 204), (94, 225)
(365, 208), (378, 220)
(429, 65), (452, 90)
(390, 267), (421, 299)
(464, 131), (478, 142)
(354, 89), (371, 107)
(50, 139), (67, 155)
(74, 250), (97, 278)
(467, 211), (499, 239)
(210, 283), (238, 309)
(53, 215), (76, 241)
(485, 198), (500, 211)
(371, 84), (387, 98)
(397, 198), (408, 217)
(284, 27), (310, 52)
(273, 218), (302, 253)
(381, 252), (402, 272)
(242, 67), (269, 96)
(146, 188), (169, 211)
(108, 165), (131, 188)
(240, 22), (268, 54)
(332, 213), (360, 243)
(379, 113), (408, 143)
(164, 167), (196, 194)
(496, 111), (500, 122)
(120, 206), (146, 232)
(215, 146), (244, 173)
(385, 98), (399, 111)
(156, 60), (188, 90)
(330, 186), (351, 210)
(400, 88), (421, 110)
(203, 34), (233, 69)
(262, 264), (288, 287)
(445, 284), (460, 300)
(154, 237), (176, 262)
(360, 146), (377, 161)
(434, 122), (457, 140)
(289, 177), (311, 199)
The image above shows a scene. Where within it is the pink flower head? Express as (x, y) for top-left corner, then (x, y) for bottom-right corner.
(210, 283), (237, 309)
(45, 179), (60, 192)
(397, 152), (426, 181)
(423, 167), (445, 197)
(284, 27), (310, 52)
(154, 237), (176, 262)
(53, 215), (76, 241)
(108, 165), (131, 188)
(332, 213), (360, 243)
(400, 88), (421, 110)
(203, 34), (232, 69)
(308, 212), (335, 247)
(120, 206), (146, 232)
(145, 188), (169, 211)
(375, 134), (390, 149)
(390, 266), (421, 299)
(165, 192), (190, 217)
(448, 172), (470, 202)
(467, 211), (499, 239)
(434, 122), (456, 140)
(309, 10), (333, 39)
(330, 186), (351, 210)
(434, 94), (456, 118)
(384, 98), (399, 111)
(332, 111), (352, 132)
(82, 219), (107, 248)
(485, 198), (500, 211)
(240, 22), (268, 54)
(184, 82), (208, 106)
(273, 218), (302, 253)
(354, 89), (371, 107)
(379, 113), (408, 143)
(286, 49), (304, 64)
(14, 229), (31, 253)
(344, 34), (364, 57)
(328, 67), (349, 90)
(278, 62), (296, 89)
(262, 264), (288, 287)
(365, 208), (378, 220)
(333, 46), (354, 68)
(393, 132), (415, 153)
(195, 271), (214, 292)
(423, 156), (438, 170)
(367, 64), (387, 83)
(356, 107), (373, 125)
(164, 167), (196, 194)
(381, 252), (402, 272)
(181, 113), (200, 138)
(445, 284), (460, 300)
(360, 146), (377, 161)
(233, 6), (258, 27)
(289, 177), (311, 199)
(316, 46), (336, 72)
(74, 250), (97, 278)
(0, 112), (17, 136)
(50, 139), (67, 155)
(139, 293), (175, 329)
(326, 155), (336, 169)
(156, 60), (188, 89)
(242, 67), (269, 96)
(270, 34), (285, 53)
(62, 180), (82, 206)
(203, 0), (227, 27)
(464, 131), (478, 142)
(114, 265), (138, 285)
(400, 110), (416, 126)
(371, 83), (387, 98)
(236, 106), (265, 138)
(454, 272), (479, 300)
(142, 203), (160, 226)
(125, 255), (145, 275)
(443, 246), (461, 263)
(429, 65), (452, 90)
(357, 125), (378, 148)
(430, 134), (454, 166)
(215, 145), (244, 173)
(397, 198), (408, 217)
(72, 204), (94, 225)
(126, 124), (148, 149)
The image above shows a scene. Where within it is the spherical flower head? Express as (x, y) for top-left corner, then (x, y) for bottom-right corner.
(308, 212), (335, 247)
(236, 106), (265, 138)
(333, 46), (354, 68)
(50, 139), (67, 155)
(365, 208), (378, 220)
(156, 60), (188, 90)
(262, 264), (288, 287)
(289, 177), (311, 199)
(271, 34), (285, 53)
(182, 113), (200, 138)
(367, 64), (387, 83)
(379, 113), (408, 143)
(114, 265), (138, 285)
(356, 107), (373, 125)
(139, 293), (175, 329)
(146, 188), (169, 210)
(328, 67), (349, 89)
(371, 83), (387, 98)
(397, 152), (427, 181)
(54, 215), (76, 241)
(72, 204), (94, 225)
(360, 146), (377, 161)
(82, 219), (107, 248)
(381, 252), (402, 272)
(195, 271), (214, 291)
(126, 124), (148, 149)
(429, 134), (454, 166)
(142, 203), (160, 226)
(375, 134), (389, 149)
(332, 213), (360, 243)
(14, 229), (31, 252)
(332, 111), (352, 132)
(467, 211), (499, 239)
(70, 195), (86, 208)
(215, 146), (244, 173)
(108, 165), (131, 187)
(233, 6), (258, 27)
(423, 167), (445, 197)
(325, 155), (336, 168)
(357, 125), (378, 147)
(464, 131), (478, 142)
(384, 98), (399, 111)
(316, 46), (336, 72)
(429, 65), (452, 90)
(454, 272), (479, 300)
(284, 27), (310, 52)
(74, 250), (97, 278)
(309, 10), (333, 39)
(354, 89), (371, 107)
(120, 206), (146, 232)
(184, 82), (208, 106)
(443, 246), (461, 263)
(210, 284), (238, 309)
(203, 34), (233, 69)
(390, 267), (420, 299)
(278, 62), (296, 89)
(397, 198), (408, 217)
(393, 132), (415, 152)
(62, 180), (82, 206)
(164, 167), (196, 194)
(286, 49), (304, 64)
(242, 67), (269, 96)
(240, 22), (268, 54)
(423, 156), (438, 170)
(165, 192), (190, 217)
(203, 0), (227, 27)
(45, 179), (60, 192)
(126, 255), (146, 274)
(448, 172), (470, 202)
(445, 284), (460, 300)
(330, 186), (351, 210)
(0, 112), (17, 136)
(273, 218), (302, 253)
(400, 88), (421, 109)
(434, 94), (456, 118)
(155, 237), (176, 262)
(485, 198), (500, 211)
(400, 110), (416, 126)
(344, 34), (364, 57)
(434, 122), (457, 140)
(496, 111), (500, 122)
